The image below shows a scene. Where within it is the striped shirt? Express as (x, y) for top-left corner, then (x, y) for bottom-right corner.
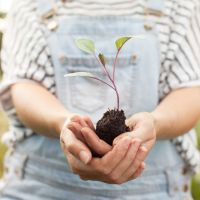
(0, 0), (200, 172)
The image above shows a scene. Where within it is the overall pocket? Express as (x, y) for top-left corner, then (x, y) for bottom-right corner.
(60, 52), (136, 114)
(66, 57), (107, 113)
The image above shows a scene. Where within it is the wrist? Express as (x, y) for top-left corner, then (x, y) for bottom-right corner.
(150, 111), (162, 139)
(52, 112), (72, 138)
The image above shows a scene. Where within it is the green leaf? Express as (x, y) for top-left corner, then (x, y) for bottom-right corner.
(64, 72), (96, 78)
(75, 39), (95, 54)
(115, 35), (145, 50)
(115, 37), (132, 50)
(98, 53), (106, 66)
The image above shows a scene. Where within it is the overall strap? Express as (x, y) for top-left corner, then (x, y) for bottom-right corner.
(37, 0), (57, 18)
(145, 0), (165, 16)
(36, 0), (61, 31)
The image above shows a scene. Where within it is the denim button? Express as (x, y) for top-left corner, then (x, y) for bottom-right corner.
(132, 53), (139, 64)
(59, 53), (68, 65)
(47, 20), (58, 31)
(144, 23), (154, 30)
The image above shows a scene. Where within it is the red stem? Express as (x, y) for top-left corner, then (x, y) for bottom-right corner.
(112, 48), (122, 110)
(113, 48), (121, 82)
(94, 53), (113, 83)
(113, 82), (120, 110)
(93, 52), (120, 110)
(89, 77), (115, 90)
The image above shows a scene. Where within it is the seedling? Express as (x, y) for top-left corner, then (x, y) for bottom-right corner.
(65, 36), (141, 149)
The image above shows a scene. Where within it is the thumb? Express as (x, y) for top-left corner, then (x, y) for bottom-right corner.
(60, 128), (92, 164)
(125, 116), (137, 131)
(81, 127), (112, 156)
(112, 132), (131, 146)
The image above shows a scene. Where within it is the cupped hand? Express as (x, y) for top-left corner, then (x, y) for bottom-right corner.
(113, 112), (156, 171)
(60, 113), (152, 184)
(60, 114), (112, 164)
(114, 112), (156, 148)
(61, 130), (145, 184)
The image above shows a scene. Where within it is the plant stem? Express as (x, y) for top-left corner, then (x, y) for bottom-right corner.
(112, 48), (122, 110)
(112, 82), (120, 110)
(89, 77), (115, 90)
(93, 52), (120, 110)
(94, 53), (113, 83)
(113, 48), (121, 82)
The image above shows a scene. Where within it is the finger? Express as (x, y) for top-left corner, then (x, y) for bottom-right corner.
(126, 145), (148, 176)
(67, 152), (92, 173)
(132, 162), (146, 179)
(70, 115), (82, 122)
(67, 122), (85, 142)
(81, 127), (112, 156)
(128, 162), (146, 181)
(71, 115), (93, 129)
(108, 139), (141, 181)
(113, 128), (151, 146)
(70, 115), (87, 127)
(125, 116), (137, 130)
(113, 132), (132, 146)
(72, 116), (88, 127)
(61, 128), (92, 164)
(120, 154), (146, 182)
(79, 118), (89, 127)
(82, 116), (95, 130)
(89, 136), (131, 175)
(142, 140), (155, 153)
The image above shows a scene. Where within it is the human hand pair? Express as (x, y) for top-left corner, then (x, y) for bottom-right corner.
(60, 112), (156, 184)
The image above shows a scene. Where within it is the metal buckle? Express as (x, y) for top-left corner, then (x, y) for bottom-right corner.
(144, 23), (154, 30)
(41, 5), (58, 21)
(144, 7), (164, 17)
(41, 5), (58, 31)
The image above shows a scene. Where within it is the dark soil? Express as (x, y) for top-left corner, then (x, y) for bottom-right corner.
(96, 109), (130, 145)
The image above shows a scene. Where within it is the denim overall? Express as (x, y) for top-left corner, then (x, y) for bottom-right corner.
(0, 0), (193, 199)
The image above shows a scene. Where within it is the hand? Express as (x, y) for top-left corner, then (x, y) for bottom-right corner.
(63, 114), (95, 143)
(60, 113), (149, 184)
(113, 112), (156, 172)
(61, 132), (145, 184)
(60, 114), (111, 164)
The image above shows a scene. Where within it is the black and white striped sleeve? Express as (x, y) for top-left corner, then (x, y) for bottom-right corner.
(0, 0), (56, 111)
(0, 0), (56, 145)
(159, 1), (200, 99)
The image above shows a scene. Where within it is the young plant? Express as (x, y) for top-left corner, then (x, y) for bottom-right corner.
(64, 36), (141, 148)
(65, 36), (140, 110)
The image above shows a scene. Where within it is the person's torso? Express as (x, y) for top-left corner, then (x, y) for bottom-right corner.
(12, 1), (191, 199)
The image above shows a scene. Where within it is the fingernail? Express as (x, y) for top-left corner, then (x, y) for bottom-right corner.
(79, 151), (90, 164)
(141, 162), (146, 169)
(140, 146), (148, 152)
